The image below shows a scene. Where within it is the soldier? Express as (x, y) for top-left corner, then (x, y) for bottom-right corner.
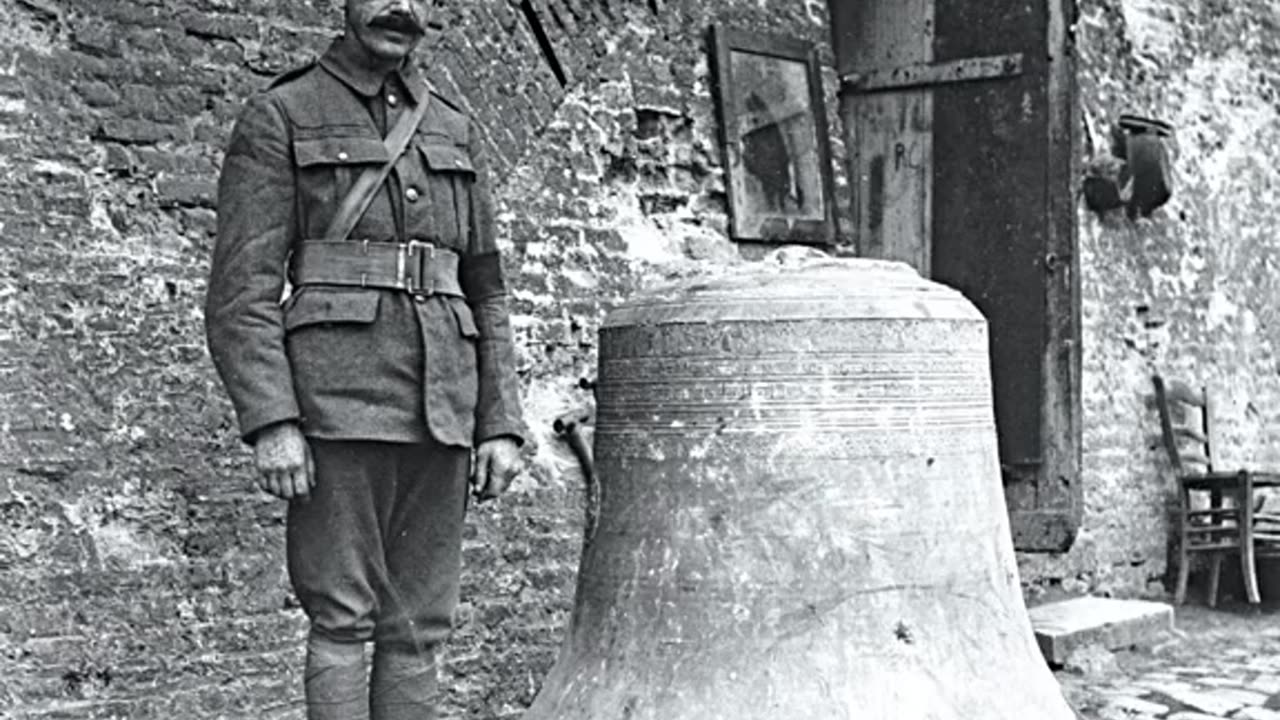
(204, 1), (527, 718)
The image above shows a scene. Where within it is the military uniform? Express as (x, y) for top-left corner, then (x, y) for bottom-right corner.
(205, 37), (526, 720)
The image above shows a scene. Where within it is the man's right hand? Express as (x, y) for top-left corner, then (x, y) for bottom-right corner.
(253, 422), (314, 501)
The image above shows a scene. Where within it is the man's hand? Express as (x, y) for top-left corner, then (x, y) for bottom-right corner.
(471, 437), (524, 503)
(253, 422), (314, 501)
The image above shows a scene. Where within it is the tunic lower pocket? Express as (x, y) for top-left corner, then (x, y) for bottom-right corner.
(284, 287), (381, 332)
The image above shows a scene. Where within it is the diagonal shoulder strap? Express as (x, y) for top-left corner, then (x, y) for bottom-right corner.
(322, 85), (432, 242)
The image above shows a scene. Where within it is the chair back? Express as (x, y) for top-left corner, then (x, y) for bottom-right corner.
(1152, 374), (1214, 475)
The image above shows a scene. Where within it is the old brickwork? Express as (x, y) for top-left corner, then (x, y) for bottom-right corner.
(9, 0), (1275, 715)
(1019, 0), (1280, 600)
(0, 0), (839, 717)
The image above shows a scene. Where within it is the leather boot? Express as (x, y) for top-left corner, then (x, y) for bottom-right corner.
(304, 632), (370, 720)
(370, 646), (439, 720)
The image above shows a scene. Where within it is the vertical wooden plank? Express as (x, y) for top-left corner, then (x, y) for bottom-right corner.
(932, 0), (1048, 497)
(836, 0), (934, 274)
(930, 0), (1079, 552)
(1034, 0), (1083, 549)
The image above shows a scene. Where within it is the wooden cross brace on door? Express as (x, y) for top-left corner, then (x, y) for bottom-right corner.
(836, 7), (1024, 274)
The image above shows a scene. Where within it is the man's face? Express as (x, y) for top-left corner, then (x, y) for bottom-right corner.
(345, 0), (434, 64)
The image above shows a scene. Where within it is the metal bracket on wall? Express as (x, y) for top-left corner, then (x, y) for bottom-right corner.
(841, 53), (1024, 94)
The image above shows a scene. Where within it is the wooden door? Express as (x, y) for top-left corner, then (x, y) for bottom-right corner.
(830, 0), (1080, 552)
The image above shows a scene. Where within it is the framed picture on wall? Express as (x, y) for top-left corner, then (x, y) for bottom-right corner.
(711, 25), (836, 245)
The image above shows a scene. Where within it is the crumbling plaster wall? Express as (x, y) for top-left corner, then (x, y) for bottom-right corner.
(0, 0), (842, 717)
(1019, 0), (1280, 600)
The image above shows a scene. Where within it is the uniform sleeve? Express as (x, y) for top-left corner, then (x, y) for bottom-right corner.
(459, 120), (529, 446)
(204, 92), (300, 442)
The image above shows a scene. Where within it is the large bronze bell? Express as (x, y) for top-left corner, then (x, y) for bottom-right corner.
(526, 258), (1076, 719)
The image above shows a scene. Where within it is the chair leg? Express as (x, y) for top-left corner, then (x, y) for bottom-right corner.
(1208, 553), (1223, 608)
(1241, 544), (1261, 604)
(1175, 481), (1192, 606)
(1240, 476), (1262, 604)
(1175, 551), (1191, 605)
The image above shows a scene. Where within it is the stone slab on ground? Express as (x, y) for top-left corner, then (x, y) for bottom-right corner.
(1029, 595), (1175, 665)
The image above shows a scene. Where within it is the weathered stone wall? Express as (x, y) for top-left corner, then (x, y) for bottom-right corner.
(0, 0), (840, 717)
(1019, 0), (1280, 600)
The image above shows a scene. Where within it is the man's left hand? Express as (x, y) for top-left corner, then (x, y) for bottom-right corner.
(471, 437), (524, 503)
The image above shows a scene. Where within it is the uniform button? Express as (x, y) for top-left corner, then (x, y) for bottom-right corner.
(454, 159), (465, 168)
(405, 187), (420, 202)
(337, 151), (349, 161)
(387, 93), (398, 107)
(414, 295), (427, 304)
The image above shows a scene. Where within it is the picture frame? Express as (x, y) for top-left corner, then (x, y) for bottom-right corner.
(711, 25), (837, 246)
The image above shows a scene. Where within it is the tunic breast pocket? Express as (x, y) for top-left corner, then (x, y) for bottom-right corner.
(292, 134), (389, 239)
(416, 141), (475, 248)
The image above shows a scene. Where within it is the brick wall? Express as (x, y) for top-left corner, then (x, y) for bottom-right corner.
(12, 0), (1276, 714)
(1018, 0), (1280, 600)
(0, 0), (841, 717)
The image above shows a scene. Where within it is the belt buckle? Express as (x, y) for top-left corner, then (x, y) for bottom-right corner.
(404, 240), (435, 295)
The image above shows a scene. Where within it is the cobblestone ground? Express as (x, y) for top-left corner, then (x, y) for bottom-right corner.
(1056, 601), (1280, 720)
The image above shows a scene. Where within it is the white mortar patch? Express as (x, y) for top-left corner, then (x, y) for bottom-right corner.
(1207, 290), (1240, 331)
(1119, 0), (1182, 61)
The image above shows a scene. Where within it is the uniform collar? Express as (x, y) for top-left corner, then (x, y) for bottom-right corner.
(318, 36), (426, 104)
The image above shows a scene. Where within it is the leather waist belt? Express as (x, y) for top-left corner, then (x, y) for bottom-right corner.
(290, 240), (463, 297)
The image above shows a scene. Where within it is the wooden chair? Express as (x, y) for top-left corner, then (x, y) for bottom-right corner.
(1152, 375), (1280, 606)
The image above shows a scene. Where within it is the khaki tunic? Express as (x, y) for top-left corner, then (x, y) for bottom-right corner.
(205, 39), (526, 447)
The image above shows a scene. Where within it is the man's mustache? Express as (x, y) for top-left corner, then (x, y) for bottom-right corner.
(368, 13), (425, 34)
